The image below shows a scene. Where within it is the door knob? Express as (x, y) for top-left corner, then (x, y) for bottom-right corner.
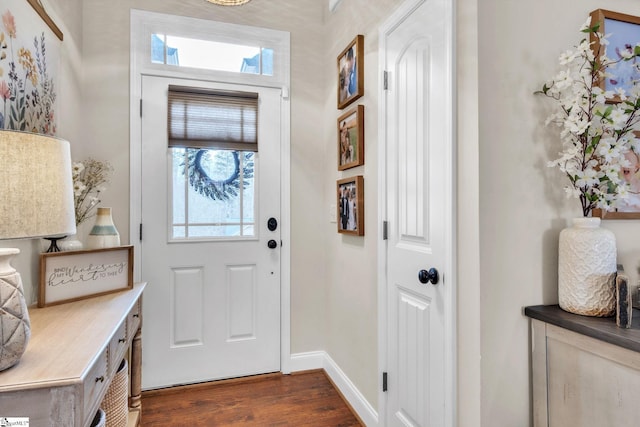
(268, 239), (278, 249)
(418, 268), (439, 285)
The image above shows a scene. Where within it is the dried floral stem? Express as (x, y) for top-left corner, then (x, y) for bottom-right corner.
(72, 158), (113, 226)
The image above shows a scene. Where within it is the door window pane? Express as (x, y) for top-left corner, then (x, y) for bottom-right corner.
(171, 148), (255, 240)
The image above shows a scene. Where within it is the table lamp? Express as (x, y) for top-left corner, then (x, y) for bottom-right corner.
(0, 130), (76, 371)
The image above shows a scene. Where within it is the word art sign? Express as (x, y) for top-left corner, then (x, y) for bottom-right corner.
(39, 246), (133, 307)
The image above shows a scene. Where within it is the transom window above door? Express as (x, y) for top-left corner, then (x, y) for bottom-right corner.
(152, 34), (274, 76)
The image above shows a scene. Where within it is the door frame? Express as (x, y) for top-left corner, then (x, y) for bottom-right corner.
(129, 10), (292, 374)
(377, 0), (457, 425)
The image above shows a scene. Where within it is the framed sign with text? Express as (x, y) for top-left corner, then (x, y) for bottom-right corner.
(38, 246), (133, 307)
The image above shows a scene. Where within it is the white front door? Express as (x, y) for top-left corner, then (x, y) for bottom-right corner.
(381, 0), (454, 425)
(140, 75), (282, 389)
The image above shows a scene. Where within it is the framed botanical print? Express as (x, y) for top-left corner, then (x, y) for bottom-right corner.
(590, 9), (640, 100)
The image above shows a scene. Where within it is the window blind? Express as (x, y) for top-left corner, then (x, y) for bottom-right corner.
(168, 85), (258, 151)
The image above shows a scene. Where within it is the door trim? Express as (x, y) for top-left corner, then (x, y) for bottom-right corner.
(129, 10), (292, 375)
(377, 0), (457, 425)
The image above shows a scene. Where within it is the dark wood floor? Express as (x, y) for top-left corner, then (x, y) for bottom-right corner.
(140, 370), (363, 426)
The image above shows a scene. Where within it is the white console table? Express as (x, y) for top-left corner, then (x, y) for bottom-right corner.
(0, 282), (145, 427)
(525, 305), (640, 427)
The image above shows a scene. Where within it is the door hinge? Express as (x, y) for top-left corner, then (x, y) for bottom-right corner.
(382, 372), (388, 392)
(383, 71), (389, 90)
(139, 99), (142, 117)
(382, 221), (388, 240)
(139, 223), (143, 241)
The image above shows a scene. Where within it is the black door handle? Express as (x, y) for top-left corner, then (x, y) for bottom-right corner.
(268, 239), (278, 249)
(418, 268), (439, 285)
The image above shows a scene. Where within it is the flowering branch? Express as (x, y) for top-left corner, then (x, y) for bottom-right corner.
(537, 17), (640, 217)
(72, 158), (113, 226)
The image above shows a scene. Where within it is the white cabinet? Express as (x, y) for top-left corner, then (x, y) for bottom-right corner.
(0, 283), (145, 427)
(526, 305), (640, 427)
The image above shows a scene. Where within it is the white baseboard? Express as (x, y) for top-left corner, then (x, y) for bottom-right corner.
(289, 351), (325, 372)
(289, 351), (378, 426)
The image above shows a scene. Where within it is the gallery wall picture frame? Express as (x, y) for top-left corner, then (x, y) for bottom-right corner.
(38, 245), (134, 307)
(337, 105), (365, 171)
(337, 34), (364, 110)
(337, 175), (364, 236)
(589, 9), (640, 102)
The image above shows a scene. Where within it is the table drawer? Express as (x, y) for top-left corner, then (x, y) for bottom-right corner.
(83, 349), (108, 425)
(109, 320), (128, 375)
(127, 298), (141, 338)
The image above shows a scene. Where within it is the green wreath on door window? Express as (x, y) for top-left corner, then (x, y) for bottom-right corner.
(185, 149), (254, 201)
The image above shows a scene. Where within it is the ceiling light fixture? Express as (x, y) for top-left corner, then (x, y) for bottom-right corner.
(205, 0), (251, 5)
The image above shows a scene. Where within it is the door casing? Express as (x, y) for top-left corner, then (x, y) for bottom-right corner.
(377, 0), (457, 425)
(129, 10), (292, 374)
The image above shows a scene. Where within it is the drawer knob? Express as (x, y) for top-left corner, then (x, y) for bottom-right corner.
(133, 314), (140, 318)
(118, 338), (126, 343)
(95, 376), (105, 383)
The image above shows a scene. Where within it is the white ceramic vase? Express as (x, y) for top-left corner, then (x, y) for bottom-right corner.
(558, 217), (616, 317)
(86, 207), (121, 249)
(0, 248), (31, 371)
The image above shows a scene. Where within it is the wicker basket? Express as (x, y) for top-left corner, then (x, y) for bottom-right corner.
(101, 358), (129, 427)
(90, 408), (106, 427)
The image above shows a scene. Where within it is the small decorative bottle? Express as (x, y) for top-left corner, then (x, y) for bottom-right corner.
(86, 207), (121, 249)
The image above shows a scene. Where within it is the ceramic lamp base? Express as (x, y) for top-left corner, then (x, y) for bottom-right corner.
(0, 248), (31, 371)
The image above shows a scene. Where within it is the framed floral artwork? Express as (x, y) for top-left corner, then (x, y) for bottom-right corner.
(593, 147), (640, 219)
(337, 105), (364, 171)
(590, 9), (640, 101)
(337, 35), (364, 110)
(588, 10), (640, 218)
(337, 175), (364, 236)
(0, 0), (61, 134)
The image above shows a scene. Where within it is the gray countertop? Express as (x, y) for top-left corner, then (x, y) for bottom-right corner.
(525, 305), (640, 353)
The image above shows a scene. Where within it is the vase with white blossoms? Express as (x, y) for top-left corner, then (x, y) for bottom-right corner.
(538, 17), (640, 316)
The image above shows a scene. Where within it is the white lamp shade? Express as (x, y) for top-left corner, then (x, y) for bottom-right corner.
(0, 130), (76, 239)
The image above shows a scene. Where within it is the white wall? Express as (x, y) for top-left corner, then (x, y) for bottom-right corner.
(322, 0), (401, 409)
(478, 0), (640, 425)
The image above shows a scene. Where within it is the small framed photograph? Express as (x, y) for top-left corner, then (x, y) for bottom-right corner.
(337, 176), (364, 236)
(590, 9), (640, 99)
(39, 246), (134, 307)
(337, 35), (364, 110)
(338, 105), (365, 171)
